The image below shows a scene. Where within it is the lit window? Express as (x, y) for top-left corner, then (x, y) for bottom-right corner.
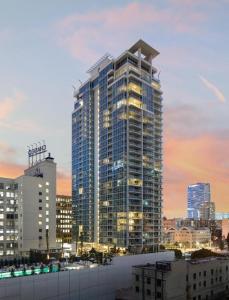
(128, 97), (142, 109)
(46, 218), (49, 223)
(39, 214), (42, 218)
(38, 184), (42, 188)
(45, 182), (50, 186)
(46, 189), (49, 193)
(38, 221), (42, 226)
(46, 225), (49, 230)
(46, 211), (49, 216)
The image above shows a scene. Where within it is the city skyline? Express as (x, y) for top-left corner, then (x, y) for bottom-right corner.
(0, 0), (228, 218)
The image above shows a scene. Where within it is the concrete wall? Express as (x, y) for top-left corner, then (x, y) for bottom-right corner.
(0, 252), (174, 300)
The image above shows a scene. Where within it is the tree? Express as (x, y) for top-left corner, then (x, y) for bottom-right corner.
(191, 248), (222, 259)
(49, 263), (53, 273)
(219, 239), (224, 251)
(10, 267), (15, 277)
(31, 265), (35, 275)
(159, 245), (165, 250)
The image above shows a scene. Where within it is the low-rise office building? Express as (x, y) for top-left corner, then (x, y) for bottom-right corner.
(56, 195), (72, 245)
(133, 258), (229, 300)
(164, 227), (211, 248)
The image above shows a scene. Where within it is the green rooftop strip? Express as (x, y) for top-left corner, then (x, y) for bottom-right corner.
(0, 266), (58, 280)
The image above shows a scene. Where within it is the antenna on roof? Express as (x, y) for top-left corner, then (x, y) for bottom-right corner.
(158, 71), (161, 81)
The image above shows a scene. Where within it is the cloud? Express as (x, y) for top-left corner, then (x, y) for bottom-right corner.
(200, 75), (226, 103)
(0, 143), (16, 161)
(0, 161), (24, 178)
(164, 104), (210, 138)
(57, 170), (71, 196)
(0, 91), (43, 133)
(0, 92), (25, 120)
(163, 133), (229, 218)
(55, 2), (206, 63)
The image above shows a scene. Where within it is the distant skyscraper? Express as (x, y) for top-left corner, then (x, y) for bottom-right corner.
(187, 183), (211, 219)
(72, 40), (163, 252)
(199, 201), (215, 220)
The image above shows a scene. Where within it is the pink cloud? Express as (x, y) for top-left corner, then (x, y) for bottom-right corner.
(0, 91), (43, 133)
(55, 2), (206, 62)
(0, 92), (25, 120)
(200, 75), (226, 103)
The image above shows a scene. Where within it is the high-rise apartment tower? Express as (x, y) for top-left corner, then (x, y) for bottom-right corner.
(72, 40), (163, 252)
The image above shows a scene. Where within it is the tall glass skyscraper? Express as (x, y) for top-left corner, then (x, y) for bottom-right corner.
(72, 40), (163, 252)
(187, 183), (211, 220)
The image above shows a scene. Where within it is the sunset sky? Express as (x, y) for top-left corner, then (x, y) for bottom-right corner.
(0, 0), (228, 218)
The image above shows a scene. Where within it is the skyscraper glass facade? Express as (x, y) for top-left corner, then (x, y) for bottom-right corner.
(72, 40), (163, 252)
(187, 183), (211, 220)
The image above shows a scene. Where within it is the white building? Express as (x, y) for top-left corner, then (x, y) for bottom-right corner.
(133, 257), (229, 300)
(0, 252), (174, 300)
(0, 154), (56, 258)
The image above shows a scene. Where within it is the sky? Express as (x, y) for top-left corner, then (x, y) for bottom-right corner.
(0, 0), (228, 218)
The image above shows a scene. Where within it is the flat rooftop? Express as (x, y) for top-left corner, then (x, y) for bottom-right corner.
(129, 39), (159, 60)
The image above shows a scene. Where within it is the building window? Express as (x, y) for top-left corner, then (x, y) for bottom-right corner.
(39, 207), (42, 210)
(193, 284), (196, 290)
(204, 271), (207, 276)
(147, 277), (151, 284)
(156, 292), (161, 298)
(204, 281), (206, 287)
(193, 273), (196, 280)
(39, 236), (42, 240)
(39, 199), (42, 203)
(135, 286), (139, 293)
(39, 229), (42, 232)
(198, 296), (201, 300)
(135, 275), (139, 282)
(39, 192), (42, 196)
(211, 269), (214, 275)
(156, 279), (161, 287)
(146, 289), (151, 296)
